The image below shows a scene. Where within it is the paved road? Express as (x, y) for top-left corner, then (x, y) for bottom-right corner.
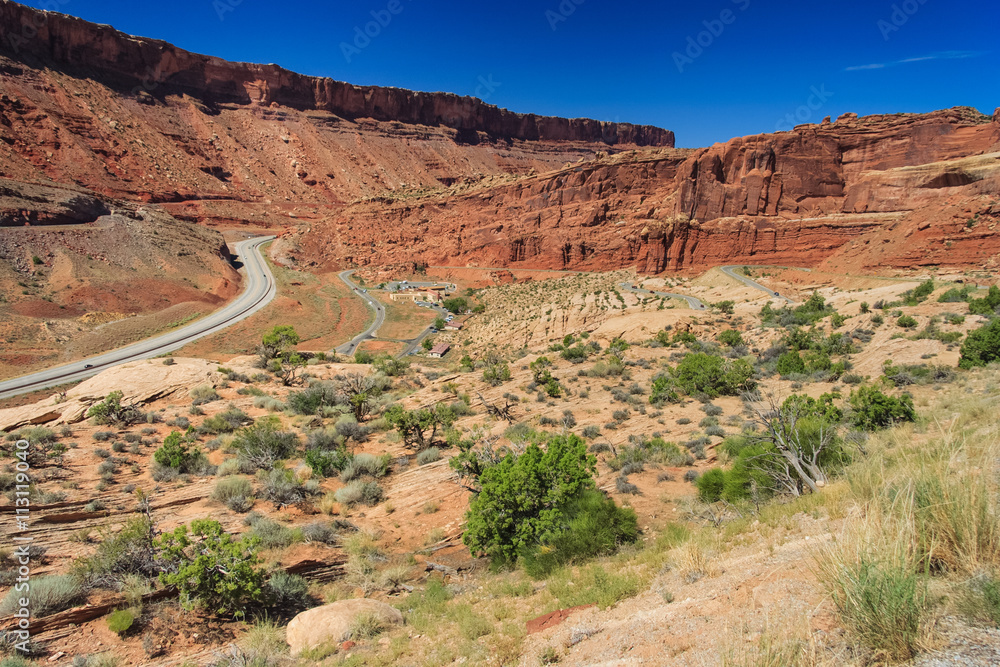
(0, 235), (277, 400)
(720, 265), (796, 305)
(619, 282), (707, 310)
(335, 270), (387, 356)
(337, 272), (454, 358)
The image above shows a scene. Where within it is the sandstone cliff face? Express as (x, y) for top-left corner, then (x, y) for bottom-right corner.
(293, 108), (1000, 273)
(0, 1), (671, 147)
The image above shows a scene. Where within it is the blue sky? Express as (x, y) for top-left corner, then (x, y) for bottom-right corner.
(19, 0), (999, 147)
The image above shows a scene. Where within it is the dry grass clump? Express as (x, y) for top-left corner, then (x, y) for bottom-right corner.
(815, 375), (1000, 662)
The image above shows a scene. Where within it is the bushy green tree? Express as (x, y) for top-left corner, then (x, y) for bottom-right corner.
(443, 297), (469, 314)
(463, 434), (636, 571)
(959, 318), (1000, 369)
(385, 403), (455, 451)
(649, 374), (679, 405)
(482, 353), (511, 386)
(529, 357), (554, 384)
(848, 386), (916, 430)
(258, 325), (300, 363)
(157, 519), (266, 618)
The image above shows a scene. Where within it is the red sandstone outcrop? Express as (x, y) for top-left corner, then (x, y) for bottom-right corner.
(0, 1), (671, 148)
(291, 108), (1000, 273)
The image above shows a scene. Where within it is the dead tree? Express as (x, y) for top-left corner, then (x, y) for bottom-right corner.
(478, 392), (516, 423)
(741, 390), (837, 496)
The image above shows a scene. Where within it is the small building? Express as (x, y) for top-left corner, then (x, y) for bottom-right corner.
(444, 320), (465, 331)
(428, 343), (451, 358)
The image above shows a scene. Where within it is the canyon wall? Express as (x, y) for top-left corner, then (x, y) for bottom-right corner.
(0, 1), (671, 148)
(292, 108), (1000, 273)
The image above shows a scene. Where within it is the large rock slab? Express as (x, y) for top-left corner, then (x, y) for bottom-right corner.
(0, 358), (222, 432)
(286, 599), (404, 656)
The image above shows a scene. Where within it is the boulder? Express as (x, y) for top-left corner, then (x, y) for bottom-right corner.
(0, 358), (222, 432)
(285, 599), (403, 656)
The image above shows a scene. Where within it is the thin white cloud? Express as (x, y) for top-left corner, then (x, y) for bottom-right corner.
(846, 50), (986, 72)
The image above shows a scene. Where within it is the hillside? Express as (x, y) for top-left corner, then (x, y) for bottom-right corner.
(2, 266), (1000, 665)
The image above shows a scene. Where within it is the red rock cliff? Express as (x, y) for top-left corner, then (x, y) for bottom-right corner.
(293, 108), (1000, 273)
(0, 0), (672, 147)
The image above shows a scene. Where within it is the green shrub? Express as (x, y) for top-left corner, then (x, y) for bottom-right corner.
(718, 329), (744, 347)
(959, 318), (1000, 369)
(463, 433), (638, 570)
(106, 608), (138, 635)
(153, 431), (208, 474)
(305, 446), (351, 478)
(776, 350), (806, 376)
(695, 468), (726, 502)
(416, 447), (441, 465)
(211, 476), (255, 512)
(86, 391), (141, 426)
(266, 571), (311, 610)
(968, 285), (1000, 316)
(335, 481), (384, 507)
(649, 374), (679, 405)
(519, 487), (638, 579)
(157, 519), (266, 618)
(896, 314), (918, 329)
(231, 418), (299, 470)
(672, 353), (755, 398)
(848, 386), (916, 431)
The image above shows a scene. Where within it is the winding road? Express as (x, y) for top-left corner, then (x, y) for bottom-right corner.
(0, 235), (277, 400)
(334, 270), (387, 356)
(335, 272), (453, 358)
(620, 282), (707, 310)
(620, 265), (802, 311)
(719, 265), (796, 305)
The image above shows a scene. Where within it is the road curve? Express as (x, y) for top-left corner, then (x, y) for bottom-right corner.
(335, 270), (386, 356)
(0, 235), (277, 400)
(719, 265), (796, 305)
(336, 272), (453, 358)
(619, 282), (707, 310)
